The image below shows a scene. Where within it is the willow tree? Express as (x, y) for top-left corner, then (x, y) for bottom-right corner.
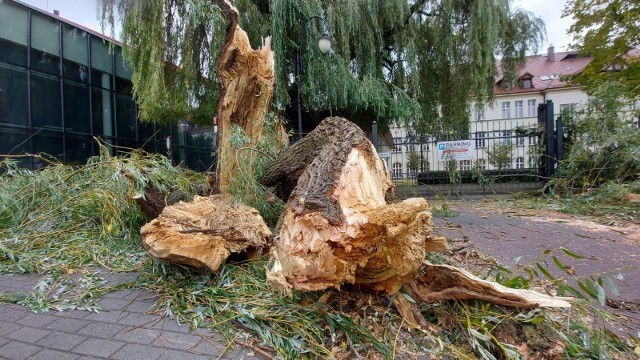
(98, 0), (545, 166)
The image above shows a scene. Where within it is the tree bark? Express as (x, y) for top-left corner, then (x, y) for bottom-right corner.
(213, 0), (281, 193)
(261, 117), (444, 295)
(140, 195), (271, 272)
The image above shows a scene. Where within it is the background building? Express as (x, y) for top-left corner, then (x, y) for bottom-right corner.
(384, 46), (637, 180)
(0, 0), (216, 170)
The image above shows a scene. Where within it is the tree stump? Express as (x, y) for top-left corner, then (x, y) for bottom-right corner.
(261, 117), (445, 295)
(140, 195), (271, 271)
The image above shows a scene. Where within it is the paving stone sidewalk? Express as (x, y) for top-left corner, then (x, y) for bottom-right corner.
(0, 273), (256, 360)
(435, 199), (640, 336)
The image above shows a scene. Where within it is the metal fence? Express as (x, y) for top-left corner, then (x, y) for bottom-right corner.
(378, 128), (543, 185)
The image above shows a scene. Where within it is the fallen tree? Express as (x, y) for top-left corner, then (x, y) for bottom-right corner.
(259, 116), (571, 308)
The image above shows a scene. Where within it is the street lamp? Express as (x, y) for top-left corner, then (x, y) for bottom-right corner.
(296, 15), (331, 140)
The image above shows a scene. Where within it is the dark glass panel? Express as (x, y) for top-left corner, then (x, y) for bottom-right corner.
(91, 69), (112, 89)
(115, 94), (136, 139)
(64, 61), (90, 83)
(31, 73), (62, 129)
(0, 64), (28, 126)
(0, 39), (27, 66)
(0, 128), (30, 155)
(30, 14), (61, 75)
(91, 88), (114, 137)
(63, 82), (91, 133)
(115, 47), (133, 79)
(138, 121), (156, 144)
(115, 140), (137, 156)
(65, 136), (91, 165)
(32, 132), (63, 167)
(30, 48), (60, 75)
(115, 77), (133, 95)
(0, 1), (28, 66)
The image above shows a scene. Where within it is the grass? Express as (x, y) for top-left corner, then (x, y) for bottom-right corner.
(1, 147), (638, 358)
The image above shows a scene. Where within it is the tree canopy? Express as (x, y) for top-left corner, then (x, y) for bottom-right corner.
(99, 0), (545, 135)
(563, 0), (640, 97)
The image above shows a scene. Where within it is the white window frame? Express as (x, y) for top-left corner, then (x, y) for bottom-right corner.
(460, 160), (471, 171)
(516, 157), (524, 169)
(392, 162), (402, 178)
(475, 109), (485, 121)
(477, 159), (486, 170)
(527, 100), (536, 117)
(502, 102), (510, 119)
(515, 101), (523, 118)
(475, 132), (486, 148)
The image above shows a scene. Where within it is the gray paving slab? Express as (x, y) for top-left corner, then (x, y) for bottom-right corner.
(45, 317), (93, 333)
(77, 322), (128, 339)
(15, 313), (57, 328)
(0, 336), (10, 347)
(30, 348), (80, 360)
(84, 310), (129, 324)
(0, 321), (23, 337)
(152, 331), (202, 351)
(5, 326), (51, 343)
(0, 340), (42, 360)
(116, 312), (161, 327)
(159, 349), (208, 360)
(72, 337), (126, 358)
(113, 327), (161, 345)
(36, 332), (88, 351)
(0, 305), (29, 322)
(111, 343), (167, 360)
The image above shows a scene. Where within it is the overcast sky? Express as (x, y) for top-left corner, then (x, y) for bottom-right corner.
(19, 0), (574, 53)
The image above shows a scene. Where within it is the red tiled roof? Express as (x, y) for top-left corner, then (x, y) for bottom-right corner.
(494, 50), (592, 94)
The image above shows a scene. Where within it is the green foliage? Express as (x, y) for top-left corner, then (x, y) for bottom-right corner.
(228, 113), (287, 227)
(99, 0), (545, 133)
(552, 81), (640, 191)
(488, 141), (513, 170)
(563, 0), (640, 97)
(407, 150), (428, 173)
(0, 144), (208, 275)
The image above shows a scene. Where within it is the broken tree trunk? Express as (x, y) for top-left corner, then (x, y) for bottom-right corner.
(261, 116), (571, 310)
(213, 0), (286, 193)
(261, 117), (445, 295)
(140, 195), (271, 272)
(406, 263), (572, 308)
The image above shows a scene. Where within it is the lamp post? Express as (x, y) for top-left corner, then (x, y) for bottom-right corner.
(296, 15), (331, 141)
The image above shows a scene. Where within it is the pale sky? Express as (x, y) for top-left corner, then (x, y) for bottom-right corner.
(18, 0), (574, 54)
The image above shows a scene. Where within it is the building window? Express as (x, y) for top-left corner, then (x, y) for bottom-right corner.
(528, 136), (537, 145)
(31, 13), (61, 76)
(522, 78), (532, 89)
(527, 100), (536, 117)
(475, 109), (485, 121)
(475, 132), (486, 148)
(63, 24), (89, 83)
(529, 156), (539, 168)
(559, 103), (576, 114)
(392, 162), (402, 179)
(515, 100), (523, 118)
(516, 157), (524, 169)
(0, 64), (29, 126)
(407, 144), (415, 152)
(460, 160), (471, 171)
(502, 102), (510, 119)
(0, 1), (29, 67)
(477, 159), (486, 170)
(31, 72), (62, 129)
(516, 136), (525, 146)
(502, 130), (512, 144)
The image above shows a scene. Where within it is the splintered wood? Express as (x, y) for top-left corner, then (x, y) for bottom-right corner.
(140, 195), (271, 272)
(261, 117), (445, 296)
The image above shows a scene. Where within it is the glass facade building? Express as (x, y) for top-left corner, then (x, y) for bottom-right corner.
(0, 0), (216, 170)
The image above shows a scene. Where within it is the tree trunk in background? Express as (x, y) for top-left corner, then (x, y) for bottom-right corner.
(261, 117), (445, 295)
(213, 0), (277, 193)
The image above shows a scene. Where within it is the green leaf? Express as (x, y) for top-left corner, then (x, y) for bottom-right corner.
(605, 276), (620, 297)
(535, 263), (555, 281)
(561, 247), (584, 259)
(577, 280), (598, 298)
(543, 249), (552, 255)
(596, 282), (607, 306)
(552, 256), (566, 273)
